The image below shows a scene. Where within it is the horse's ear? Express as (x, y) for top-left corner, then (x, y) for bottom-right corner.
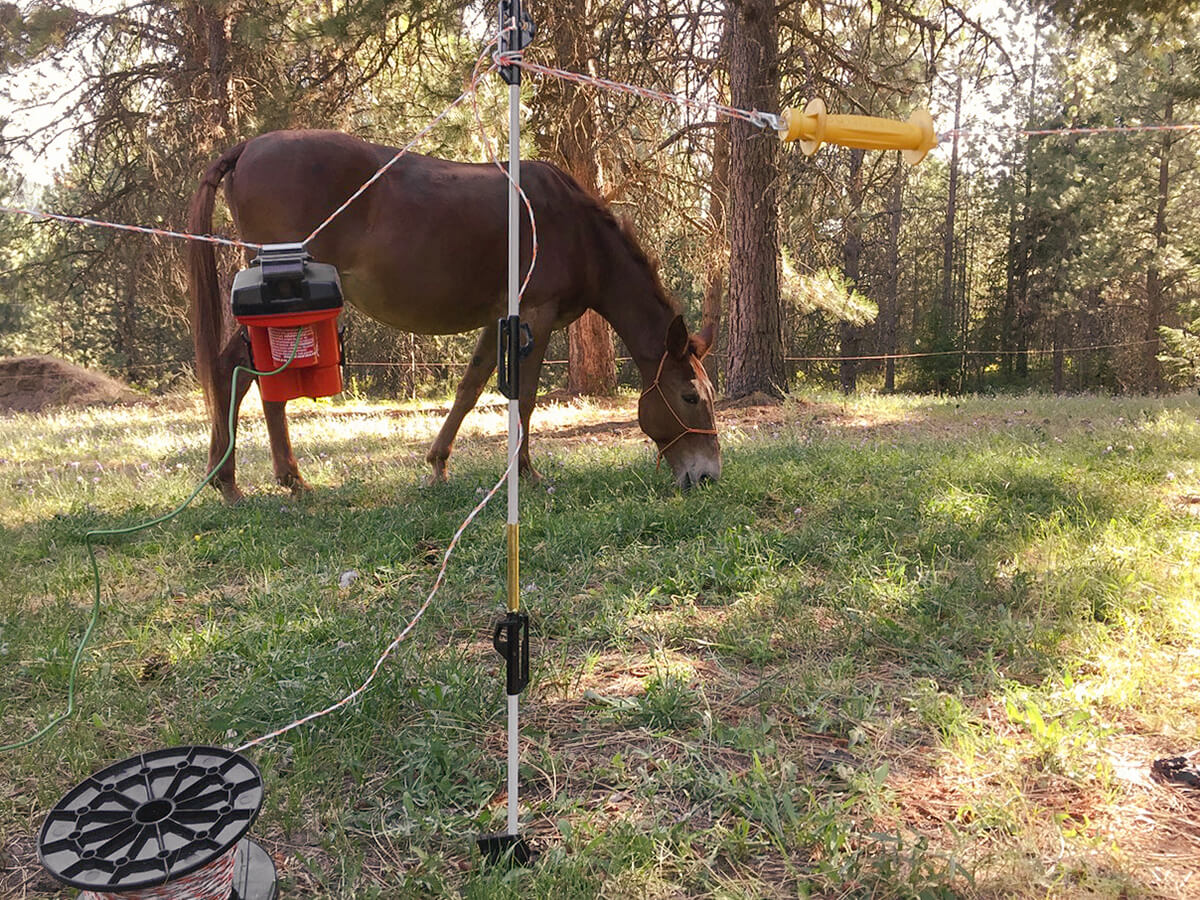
(692, 323), (715, 360)
(666, 314), (689, 359)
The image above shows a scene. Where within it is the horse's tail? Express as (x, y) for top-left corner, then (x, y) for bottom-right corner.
(188, 140), (248, 407)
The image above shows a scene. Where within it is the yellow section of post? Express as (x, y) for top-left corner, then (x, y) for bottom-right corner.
(778, 98), (937, 165)
(506, 522), (520, 613)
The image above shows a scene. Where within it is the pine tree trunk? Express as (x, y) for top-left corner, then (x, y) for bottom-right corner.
(701, 116), (730, 388)
(725, 0), (783, 399)
(1015, 20), (1040, 382)
(1001, 152), (1018, 379)
(548, 0), (616, 396)
(882, 166), (904, 393)
(839, 148), (864, 394)
(1052, 312), (1067, 393)
(1145, 90), (1173, 394)
(942, 78), (961, 328)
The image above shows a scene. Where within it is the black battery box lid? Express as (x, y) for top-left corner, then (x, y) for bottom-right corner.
(231, 244), (343, 317)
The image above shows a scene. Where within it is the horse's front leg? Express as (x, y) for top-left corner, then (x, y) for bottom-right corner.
(207, 329), (256, 504)
(427, 323), (498, 483)
(263, 399), (308, 494)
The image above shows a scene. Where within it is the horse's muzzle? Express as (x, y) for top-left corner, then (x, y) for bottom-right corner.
(669, 439), (721, 490)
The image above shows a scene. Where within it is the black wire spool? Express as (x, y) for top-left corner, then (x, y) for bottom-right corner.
(38, 746), (276, 899)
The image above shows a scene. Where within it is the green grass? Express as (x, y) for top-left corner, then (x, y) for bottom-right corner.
(3, 390), (1200, 897)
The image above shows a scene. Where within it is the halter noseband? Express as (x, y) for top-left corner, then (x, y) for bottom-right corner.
(639, 349), (718, 469)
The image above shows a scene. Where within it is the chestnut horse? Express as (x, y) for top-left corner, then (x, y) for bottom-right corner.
(188, 130), (720, 502)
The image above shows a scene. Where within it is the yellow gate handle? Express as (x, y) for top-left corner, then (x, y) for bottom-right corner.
(778, 98), (937, 165)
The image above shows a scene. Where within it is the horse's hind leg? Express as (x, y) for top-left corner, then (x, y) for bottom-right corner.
(263, 399), (308, 494)
(207, 329), (255, 504)
(516, 315), (553, 480)
(426, 323), (498, 483)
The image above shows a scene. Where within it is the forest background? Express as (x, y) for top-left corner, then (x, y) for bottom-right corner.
(1, 0), (1199, 401)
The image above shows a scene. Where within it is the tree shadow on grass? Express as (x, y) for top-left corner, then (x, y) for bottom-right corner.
(0, 407), (1182, 898)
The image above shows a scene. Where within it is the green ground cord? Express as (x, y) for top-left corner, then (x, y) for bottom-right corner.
(0, 333), (304, 752)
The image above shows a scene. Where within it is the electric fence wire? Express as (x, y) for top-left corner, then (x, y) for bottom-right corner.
(3, 29), (1192, 753)
(494, 54), (1200, 141)
(0, 206), (262, 250)
(495, 52), (783, 131)
(232, 34), (542, 754)
(233, 422), (522, 753)
(77, 843), (239, 900)
(943, 123), (1200, 141)
(0, 42), (508, 260)
(300, 63), (490, 247)
(0, 337), (1157, 379)
(1, 35), (538, 755)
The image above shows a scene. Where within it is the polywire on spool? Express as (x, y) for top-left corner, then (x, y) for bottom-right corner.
(77, 844), (238, 900)
(39, 746), (264, 900)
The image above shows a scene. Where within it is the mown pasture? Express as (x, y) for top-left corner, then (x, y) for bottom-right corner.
(2, 390), (1199, 898)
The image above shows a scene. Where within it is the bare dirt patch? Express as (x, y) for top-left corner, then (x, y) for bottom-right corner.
(0, 356), (138, 413)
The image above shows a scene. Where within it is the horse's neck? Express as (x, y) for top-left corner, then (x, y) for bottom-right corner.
(589, 242), (671, 381)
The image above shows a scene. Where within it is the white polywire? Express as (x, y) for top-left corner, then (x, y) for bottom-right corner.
(76, 843), (239, 900)
(234, 423), (522, 754)
(232, 35), (537, 756)
(0, 205), (261, 250)
(301, 86), (478, 246)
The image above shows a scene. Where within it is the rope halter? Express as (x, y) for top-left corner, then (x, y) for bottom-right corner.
(639, 349), (718, 469)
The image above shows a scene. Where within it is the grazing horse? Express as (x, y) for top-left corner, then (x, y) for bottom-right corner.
(188, 130), (721, 502)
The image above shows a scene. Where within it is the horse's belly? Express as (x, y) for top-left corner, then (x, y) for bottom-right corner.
(341, 271), (501, 335)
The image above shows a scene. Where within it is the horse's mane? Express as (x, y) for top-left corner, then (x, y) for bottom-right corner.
(545, 163), (680, 315)
(606, 209), (680, 315)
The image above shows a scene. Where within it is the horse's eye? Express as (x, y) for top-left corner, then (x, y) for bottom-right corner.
(682, 391), (700, 405)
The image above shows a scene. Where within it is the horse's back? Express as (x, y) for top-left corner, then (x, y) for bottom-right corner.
(221, 129), (599, 333)
(224, 131), (390, 244)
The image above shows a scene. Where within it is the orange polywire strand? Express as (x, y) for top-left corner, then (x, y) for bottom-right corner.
(77, 844), (238, 900)
(495, 53), (779, 130)
(0, 206), (261, 250)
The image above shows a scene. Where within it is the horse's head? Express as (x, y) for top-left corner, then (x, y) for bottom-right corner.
(638, 315), (722, 489)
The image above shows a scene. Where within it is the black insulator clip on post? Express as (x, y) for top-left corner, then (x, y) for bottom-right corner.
(498, 0), (536, 85)
(477, 610), (534, 866)
(492, 611), (530, 696)
(496, 315), (533, 400)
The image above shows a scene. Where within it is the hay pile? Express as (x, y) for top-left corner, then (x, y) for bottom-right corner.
(0, 355), (139, 413)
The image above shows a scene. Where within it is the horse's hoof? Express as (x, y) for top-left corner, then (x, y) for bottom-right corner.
(221, 485), (246, 505)
(424, 459), (449, 486)
(280, 473), (311, 495)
